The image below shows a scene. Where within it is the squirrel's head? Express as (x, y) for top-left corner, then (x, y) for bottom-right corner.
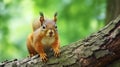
(39, 12), (58, 37)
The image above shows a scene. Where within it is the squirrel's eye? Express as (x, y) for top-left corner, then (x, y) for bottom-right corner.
(55, 26), (57, 28)
(42, 26), (46, 29)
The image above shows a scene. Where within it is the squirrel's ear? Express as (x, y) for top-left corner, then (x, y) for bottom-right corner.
(39, 12), (44, 25)
(54, 12), (57, 22)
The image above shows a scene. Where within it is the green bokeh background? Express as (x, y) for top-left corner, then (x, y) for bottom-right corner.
(0, 0), (106, 61)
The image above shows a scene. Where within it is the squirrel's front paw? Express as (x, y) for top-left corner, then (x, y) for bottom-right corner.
(53, 48), (60, 57)
(40, 53), (47, 62)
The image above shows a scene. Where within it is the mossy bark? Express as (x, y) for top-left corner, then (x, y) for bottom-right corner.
(1, 16), (120, 67)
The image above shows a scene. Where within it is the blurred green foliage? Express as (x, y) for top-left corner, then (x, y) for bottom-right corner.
(0, 0), (106, 62)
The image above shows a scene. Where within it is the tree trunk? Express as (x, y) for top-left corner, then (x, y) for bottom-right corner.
(1, 15), (120, 67)
(106, 0), (120, 24)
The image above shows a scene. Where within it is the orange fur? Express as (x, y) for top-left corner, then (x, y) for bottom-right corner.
(26, 12), (60, 62)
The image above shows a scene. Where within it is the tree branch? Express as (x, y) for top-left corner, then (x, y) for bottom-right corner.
(1, 15), (120, 67)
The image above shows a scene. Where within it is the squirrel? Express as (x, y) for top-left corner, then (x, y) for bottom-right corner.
(26, 12), (60, 62)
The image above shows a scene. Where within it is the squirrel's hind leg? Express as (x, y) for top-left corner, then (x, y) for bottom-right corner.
(27, 34), (38, 57)
(27, 45), (38, 57)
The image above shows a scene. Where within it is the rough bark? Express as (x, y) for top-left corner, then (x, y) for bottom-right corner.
(1, 16), (120, 67)
(106, 0), (120, 24)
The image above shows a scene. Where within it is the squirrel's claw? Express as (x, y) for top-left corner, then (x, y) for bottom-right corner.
(54, 48), (60, 57)
(40, 53), (47, 62)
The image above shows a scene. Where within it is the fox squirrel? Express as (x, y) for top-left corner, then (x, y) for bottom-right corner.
(26, 12), (60, 62)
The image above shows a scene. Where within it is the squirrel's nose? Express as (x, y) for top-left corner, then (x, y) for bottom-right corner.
(49, 31), (53, 34)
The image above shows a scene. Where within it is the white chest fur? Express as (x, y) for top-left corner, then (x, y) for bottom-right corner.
(41, 37), (55, 46)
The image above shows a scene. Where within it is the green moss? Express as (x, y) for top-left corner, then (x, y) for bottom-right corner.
(94, 50), (109, 59)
